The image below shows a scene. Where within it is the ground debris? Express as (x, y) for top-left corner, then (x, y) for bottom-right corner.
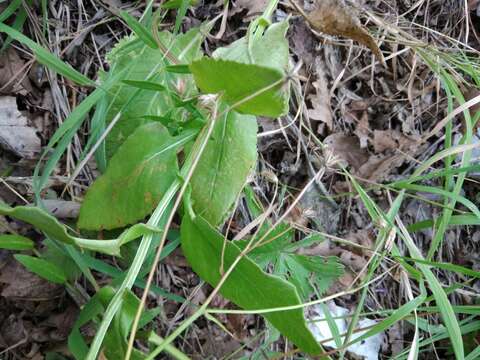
(292, 0), (385, 64)
(0, 48), (33, 95)
(0, 96), (41, 159)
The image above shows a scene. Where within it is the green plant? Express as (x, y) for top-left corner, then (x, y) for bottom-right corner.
(0, 2), (345, 358)
(2, 1), (478, 359)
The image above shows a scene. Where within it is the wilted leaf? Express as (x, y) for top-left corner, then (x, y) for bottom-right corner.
(295, 0), (384, 64)
(78, 122), (182, 230)
(190, 109), (257, 226)
(0, 48), (32, 94)
(180, 214), (324, 355)
(14, 254), (67, 284)
(190, 58), (287, 117)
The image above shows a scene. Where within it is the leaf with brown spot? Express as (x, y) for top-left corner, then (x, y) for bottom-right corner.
(78, 123), (188, 230)
(292, 0), (385, 64)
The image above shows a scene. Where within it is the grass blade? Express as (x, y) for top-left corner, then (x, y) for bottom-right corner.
(120, 11), (158, 49)
(0, 23), (92, 86)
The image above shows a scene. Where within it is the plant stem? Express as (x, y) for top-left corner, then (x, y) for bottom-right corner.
(125, 101), (218, 360)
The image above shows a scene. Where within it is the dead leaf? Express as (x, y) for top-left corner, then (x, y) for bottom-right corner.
(357, 153), (406, 182)
(354, 111), (370, 148)
(307, 64), (334, 130)
(0, 48), (32, 95)
(43, 200), (81, 219)
(298, 185), (340, 233)
(0, 96), (41, 159)
(346, 229), (374, 256)
(0, 259), (63, 301)
(468, 0), (479, 11)
(373, 130), (420, 153)
(323, 133), (369, 170)
(292, 0), (385, 64)
(340, 251), (367, 272)
(235, 0), (269, 19)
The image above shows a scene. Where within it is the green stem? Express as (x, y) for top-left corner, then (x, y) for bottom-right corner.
(85, 182), (179, 360)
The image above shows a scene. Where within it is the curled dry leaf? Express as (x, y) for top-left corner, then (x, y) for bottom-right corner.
(291, 0), (385, 64)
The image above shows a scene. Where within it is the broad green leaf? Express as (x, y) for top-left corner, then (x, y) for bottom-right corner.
(14, 254), (67, 284)
(0, 201), (160, 256)
(0, 234), (34, 250)
(214, 21), (289, 73)
(190, 58), (287, 117)
(190, 109), (257, 226)
(237, 224), (343, 299)
(102, 28), (203, 158)
(78, 123), (184, 230)
(180, 214), (323, 355)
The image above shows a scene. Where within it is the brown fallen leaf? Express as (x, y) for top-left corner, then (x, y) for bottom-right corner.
(323, 133), (369, 170)
(0, 48), (33, 95)
(0, 259), (63, 301)
(234, 0), (269, 20)
(373, 129), (420, 153)
(290, 0), (385, 65)
(469, 0), (479, 11)
(307, 63), (334, 130)
(0, 96), (41, 159)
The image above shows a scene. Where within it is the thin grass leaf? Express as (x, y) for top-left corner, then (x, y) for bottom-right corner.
(391, 164), (480, 187)
(0, 4), (27, 52)
(401, 257), (480, 279)
(0, 234), (34, 250)
(174, 0), (189, 35)
(33, 69), (125, 201)
(346, 283), (427, 348)
(408, 214), (480, 232)
(465, 346), (480, 360)
(0, 23), (92, 85)
(0, 0), (22, 22)
(165, 64), (191, 73)
(120, 11), (158, 49)
(14, 254), (67, 284)
(121, 80), (167, 91)
(396, 219), (464, 359)
(397, 183), (480, 219)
